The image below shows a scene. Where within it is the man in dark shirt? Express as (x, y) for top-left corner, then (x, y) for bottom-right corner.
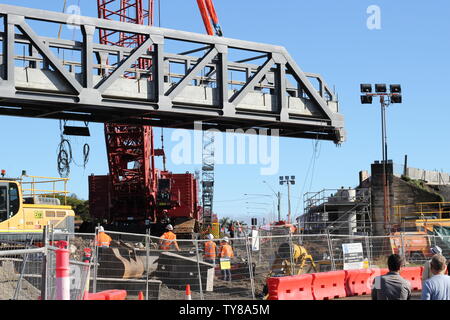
(371, 254), (411, 300)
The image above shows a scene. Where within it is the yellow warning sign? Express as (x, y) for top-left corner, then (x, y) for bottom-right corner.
(220, 258), (231, 270)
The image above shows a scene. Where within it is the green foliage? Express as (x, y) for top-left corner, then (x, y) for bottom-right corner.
(401, 176), (445, 202)
(56, 193), (90, 222)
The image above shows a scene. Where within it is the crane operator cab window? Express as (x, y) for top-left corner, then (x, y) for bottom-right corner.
(0, 183), (20, 222)
(0, 185), (6, 222)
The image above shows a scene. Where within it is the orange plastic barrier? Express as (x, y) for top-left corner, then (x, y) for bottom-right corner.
(345, 269), (374, 296)
(400, 267), (423, 291)
(267, 274), (314, 300)
(379, 268), (389, 275)
(85, 290), (127, 300)
(312, 271), (346, 300)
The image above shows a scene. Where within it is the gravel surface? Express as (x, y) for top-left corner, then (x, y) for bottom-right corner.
(0, 261), (40, 300)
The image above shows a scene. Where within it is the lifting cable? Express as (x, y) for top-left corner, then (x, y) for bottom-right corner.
(57, 120), (72, 178)
(57, 119), (91, 178)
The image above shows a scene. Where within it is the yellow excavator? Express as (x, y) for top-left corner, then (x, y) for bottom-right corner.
(268, 242), (317, 276)
(262, 242), (317, 299)
(0, 170), (74, 240)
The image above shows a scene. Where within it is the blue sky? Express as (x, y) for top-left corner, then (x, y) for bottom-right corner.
(1, 0), (450, 225)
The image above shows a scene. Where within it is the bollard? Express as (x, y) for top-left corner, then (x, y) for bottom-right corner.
(83, 248), (92, 264)
(185, 284), (192, 300)
(56, 241), (70, 300)
(82, 248), (92, 300)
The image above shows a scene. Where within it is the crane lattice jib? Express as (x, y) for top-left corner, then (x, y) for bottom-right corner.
(98, 0), (157, 221)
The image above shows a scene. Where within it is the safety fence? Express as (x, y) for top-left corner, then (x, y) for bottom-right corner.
(0, 237), (90, 300)
(1, 229), (449, 300)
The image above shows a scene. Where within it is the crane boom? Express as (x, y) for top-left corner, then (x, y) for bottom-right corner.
(196, 0), (223, 36)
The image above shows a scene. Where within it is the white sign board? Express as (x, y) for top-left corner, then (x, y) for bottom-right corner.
(342, 243), (364, 270)
(251, 230), (260, 251)
(70, 264), (82, 290)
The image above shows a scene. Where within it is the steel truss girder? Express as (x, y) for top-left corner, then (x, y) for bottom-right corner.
(0, 4), (345, 143)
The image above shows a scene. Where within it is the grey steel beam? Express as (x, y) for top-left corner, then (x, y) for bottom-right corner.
(81, 25), (95, 89)
(16, 17), (83, 94)
(166, 46), (218, 99)
(229, 57), (274, 106)
(96, 36), (154, 93)
(3, 15), (15, 86)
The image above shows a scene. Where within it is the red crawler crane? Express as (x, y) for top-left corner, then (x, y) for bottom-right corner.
(89, 0), (222, 236)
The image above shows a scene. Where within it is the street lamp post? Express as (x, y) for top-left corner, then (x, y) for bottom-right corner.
(360, 83), (402, 233)
(279, 176), (296, 224)
(262, 181), (282, 222)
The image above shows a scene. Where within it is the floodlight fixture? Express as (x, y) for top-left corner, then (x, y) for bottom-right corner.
(391, 94), (402, 104)
(375, 84), (387, 93)
(360, 84), (372, 93)
(390, 84), (402, 93)
(361, 95), (373, 104)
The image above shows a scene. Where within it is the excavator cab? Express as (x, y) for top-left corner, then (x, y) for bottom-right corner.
(0, 181), (20, 222)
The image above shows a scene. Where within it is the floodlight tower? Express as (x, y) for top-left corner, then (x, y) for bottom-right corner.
(360, 83), (402, 233)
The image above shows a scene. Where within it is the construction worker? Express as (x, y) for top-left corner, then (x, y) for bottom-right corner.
(204, 233), (217, 265)
(96, 226), (112, 248)
(159, 224), (180, 251)
(219, 236), (234, 281)
(422, 246), (443, 284)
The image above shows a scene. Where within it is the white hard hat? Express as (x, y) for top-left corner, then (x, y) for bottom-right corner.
(98, 226), (104, 232)
(207, 234), (214, 240)
(223, 236), (229, 243)
(166, 224), (174, 231)
(431, 246), (442, 255)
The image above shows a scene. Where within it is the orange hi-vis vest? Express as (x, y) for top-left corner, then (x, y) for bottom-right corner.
(204, 241), (217, 260)
(96, 232), (112, 247)
(219, 243), (234, 258)
(159, 231), (177, 250)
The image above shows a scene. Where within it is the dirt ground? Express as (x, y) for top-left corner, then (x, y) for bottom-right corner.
(0, 261), (40, 300)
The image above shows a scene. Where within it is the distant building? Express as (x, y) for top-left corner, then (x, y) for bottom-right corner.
(299, 161), (450, 236)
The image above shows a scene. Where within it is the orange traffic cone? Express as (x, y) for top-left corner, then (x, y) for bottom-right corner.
(138, 291), (144, 300)
(185, 284), (192, 300)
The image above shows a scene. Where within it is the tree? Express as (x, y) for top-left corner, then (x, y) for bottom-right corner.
(219, 217), (230, 230)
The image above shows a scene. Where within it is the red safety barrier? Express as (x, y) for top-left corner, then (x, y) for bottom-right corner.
(400, 267), (423, 291)
(267, 274), (314, 300)
(345, 269), (374, 296)
(312, 271), (346, 300)
(379, 268), (389, 275)
(85, 290), (127, 301)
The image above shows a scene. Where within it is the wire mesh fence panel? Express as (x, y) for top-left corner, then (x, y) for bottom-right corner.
(45, 246), (90, 300)
(90, 231), (153, 300)
(327, 235), (371, 270)
(8, 229), (446, 300)
(369, 236), (399, 268)
(250, 234), (278, 298)
(202, 236), (255, 300)
(147, 236), (209, 300)
(296, 234), (334, 272)
(0, 242), (44, 300)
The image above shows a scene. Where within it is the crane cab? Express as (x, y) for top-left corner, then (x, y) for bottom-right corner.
(0, 181), (20, 223)
(0, 173), (75, 240)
